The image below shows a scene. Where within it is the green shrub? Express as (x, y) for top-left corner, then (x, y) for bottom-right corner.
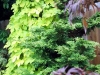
(0, 30), (9, 75)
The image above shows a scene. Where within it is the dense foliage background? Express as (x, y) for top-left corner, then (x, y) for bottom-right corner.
(0, 30), (9, 75)
(0, 0), (15, 74)
(3, 0), (100, 75)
